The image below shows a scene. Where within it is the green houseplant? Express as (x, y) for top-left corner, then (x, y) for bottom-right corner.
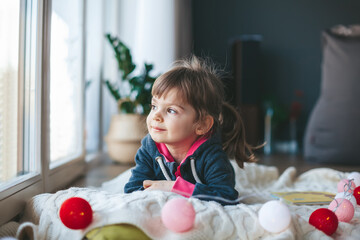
(104, 33), (156, 114)
(104, 33), (156, 164)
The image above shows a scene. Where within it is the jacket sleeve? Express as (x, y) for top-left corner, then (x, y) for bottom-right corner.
(192, 150), (239, 205)
(124, 145), (155, 193)
(171, 177), (195, 197)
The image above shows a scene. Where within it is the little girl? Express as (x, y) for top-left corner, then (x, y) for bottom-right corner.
(124, 56), (256, 205)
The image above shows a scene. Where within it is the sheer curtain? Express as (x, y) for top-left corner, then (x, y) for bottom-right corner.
(116, 0), (192, 75)
(102, 0), (193, 148)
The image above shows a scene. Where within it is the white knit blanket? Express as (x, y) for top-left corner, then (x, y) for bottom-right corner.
(17, 162), (360, 240)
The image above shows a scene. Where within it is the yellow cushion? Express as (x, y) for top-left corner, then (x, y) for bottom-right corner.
(84, 224), (151, 240)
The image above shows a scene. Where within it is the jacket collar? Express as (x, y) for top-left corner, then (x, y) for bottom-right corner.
(155, 136), (208, 163)
(142, 131), (222, 162)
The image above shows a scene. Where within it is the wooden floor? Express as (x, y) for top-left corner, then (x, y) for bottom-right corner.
(72, 153), (360, 188)
(72, 156), (134, 188)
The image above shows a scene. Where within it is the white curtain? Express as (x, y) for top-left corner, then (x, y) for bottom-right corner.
(115, 0), (192, 75)
(102, 0), (193, 149)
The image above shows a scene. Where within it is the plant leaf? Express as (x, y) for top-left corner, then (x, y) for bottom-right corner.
(105, 33), (136, 79)
(104, 80), (121, 101)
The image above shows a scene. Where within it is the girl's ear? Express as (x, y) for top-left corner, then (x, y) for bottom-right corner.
(196, 115), (214, 135)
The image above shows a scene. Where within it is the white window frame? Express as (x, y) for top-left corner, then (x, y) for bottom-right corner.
(0, 0), (87, 225)
(42, 0), (86, 191)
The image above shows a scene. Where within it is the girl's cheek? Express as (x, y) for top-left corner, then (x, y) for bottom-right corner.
(146, 114), (152, 126)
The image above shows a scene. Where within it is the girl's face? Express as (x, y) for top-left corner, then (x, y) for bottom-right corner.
(147, 88), (200, 148)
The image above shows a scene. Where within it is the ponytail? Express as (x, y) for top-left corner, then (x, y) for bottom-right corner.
(220, 102), (257, 168)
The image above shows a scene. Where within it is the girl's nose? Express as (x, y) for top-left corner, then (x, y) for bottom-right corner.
(153, 111), (163, 122)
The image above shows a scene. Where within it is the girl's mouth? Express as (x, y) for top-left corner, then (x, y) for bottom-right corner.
(151, 126), (165, 131)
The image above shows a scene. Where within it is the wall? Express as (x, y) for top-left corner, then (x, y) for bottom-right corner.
(192, 0), (360, 148)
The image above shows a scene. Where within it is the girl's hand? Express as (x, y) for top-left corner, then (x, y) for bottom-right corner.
(143, 180), (175, 192)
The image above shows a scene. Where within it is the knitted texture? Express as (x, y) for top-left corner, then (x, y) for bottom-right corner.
(17, 162), (360, 240)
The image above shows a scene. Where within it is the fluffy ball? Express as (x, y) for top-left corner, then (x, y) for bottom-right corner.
(353, 186), (360, 205)
(258, 200), (291, 233)
(328, 198), (354, 223)
(347, 172), (360, 187)
(161, 198), (195, 233)
(334, 192), (357, 208)
(59, 197), (93, 230)
(337, 179), (355, 194)
(309, 208), (338, 236)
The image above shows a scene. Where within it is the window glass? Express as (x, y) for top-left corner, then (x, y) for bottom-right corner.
(0, 0), (88, 224)
(0, 0), (41, 190)
(85, 0), (102, 154)
(0, 1), (20, 185)
(50, 0), (84, 165)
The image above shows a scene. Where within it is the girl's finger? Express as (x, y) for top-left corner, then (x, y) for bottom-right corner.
(143, 180), (152, 189)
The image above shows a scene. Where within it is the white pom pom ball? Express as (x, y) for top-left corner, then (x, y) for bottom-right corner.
(335, 192), (357, 208)
(348, 172), (360, 187)
(258, 200), (291, 233)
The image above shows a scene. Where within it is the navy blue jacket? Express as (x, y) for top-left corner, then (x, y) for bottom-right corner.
(124, 133), (239, 205)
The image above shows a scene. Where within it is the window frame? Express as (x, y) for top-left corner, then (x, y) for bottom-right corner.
(41, 0), (86, 192)
(0, 0), (87, 225)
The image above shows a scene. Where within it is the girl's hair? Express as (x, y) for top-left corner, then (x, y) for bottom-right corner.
(152, 55), (256, 168)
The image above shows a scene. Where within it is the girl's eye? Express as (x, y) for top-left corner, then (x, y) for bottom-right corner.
(167, 108), (177, 114)
(151, 104), (157, 111)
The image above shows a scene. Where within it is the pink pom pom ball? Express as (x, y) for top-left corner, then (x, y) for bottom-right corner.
(337, 179), (355, 194)
(258, 200), (291, 233)
(334, 192), (357, 208)
(161, 198), (196, 233)
(347, 172), (360, 187)
(328, 198), (354, 223)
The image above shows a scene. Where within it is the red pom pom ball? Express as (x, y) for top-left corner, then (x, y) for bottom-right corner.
(59, 197), (93, 230)
(309, 208), (338, 236)
(353, 186), (360, 205)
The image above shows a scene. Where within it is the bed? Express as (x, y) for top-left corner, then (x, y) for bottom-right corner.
(16, 161), (359, 240)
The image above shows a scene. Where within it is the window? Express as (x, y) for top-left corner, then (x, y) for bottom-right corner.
(85, 0), (103, 155)
(0, 0), (43, 225)
(0, 0), (21, 186)
(0, 0), (40, 191)
(0, 0), (89, 225)
(50, 0), (84, 166)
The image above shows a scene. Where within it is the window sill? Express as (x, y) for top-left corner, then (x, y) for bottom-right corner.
(69, 153), (133, 188)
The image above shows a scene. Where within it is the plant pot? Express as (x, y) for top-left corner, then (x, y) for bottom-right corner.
(105, 114), (147, 164)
